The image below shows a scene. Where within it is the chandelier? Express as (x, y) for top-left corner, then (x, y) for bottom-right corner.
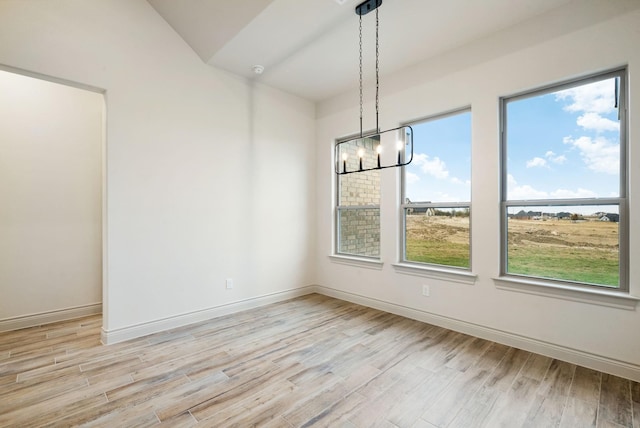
(335, 0), (413, 175)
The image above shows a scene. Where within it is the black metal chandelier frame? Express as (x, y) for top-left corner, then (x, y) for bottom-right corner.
(335, 0), (413, 175)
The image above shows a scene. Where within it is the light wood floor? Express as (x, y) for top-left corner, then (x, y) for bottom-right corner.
(1, 294), (639, 427)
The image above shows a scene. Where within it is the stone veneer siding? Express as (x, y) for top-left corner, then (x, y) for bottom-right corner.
(337, 137), (380, 257)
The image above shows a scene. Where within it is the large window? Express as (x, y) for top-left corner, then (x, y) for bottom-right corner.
(501, 69), (627, 290)
(402, 109), (472, 269)
(336, 136), (381, 257)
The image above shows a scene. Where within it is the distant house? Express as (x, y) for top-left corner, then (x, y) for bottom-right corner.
(600, 213), (619, 222)
(510, 210), (542, 220)
(510, 210), (528, 219)
(408, 206), (428, 215)
(408, 207), (437, 216)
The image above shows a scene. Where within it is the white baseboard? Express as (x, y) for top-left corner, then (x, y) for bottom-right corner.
(312, 285), (640, 382)
(101, 286), (315, 345)
(97, 283), (640, 381)
(0, 303), (102, 332)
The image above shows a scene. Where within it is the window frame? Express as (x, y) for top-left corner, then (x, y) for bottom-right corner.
(499, 67), (629, 292)
(334, 133), (382, 260)
(400, 107), (473, 271)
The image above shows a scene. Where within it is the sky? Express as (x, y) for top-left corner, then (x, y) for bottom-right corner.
(405, 77), (621, 213)
(405, 111), (471, 204)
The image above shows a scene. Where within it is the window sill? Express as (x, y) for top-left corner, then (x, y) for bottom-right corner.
(329, 254), (384, 270)
(493, 276), (639, 310)
(392, 263), (477, 285)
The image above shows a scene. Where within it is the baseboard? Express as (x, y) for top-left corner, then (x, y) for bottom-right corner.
(312, 285), (640, 382)
(97, 283), (640, 381)
(0, 303), (102, 332)
(101, 286), (315, 345)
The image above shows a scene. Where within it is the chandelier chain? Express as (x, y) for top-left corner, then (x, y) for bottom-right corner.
(375, 7), (379, 132)
(359, 14), (363, 137)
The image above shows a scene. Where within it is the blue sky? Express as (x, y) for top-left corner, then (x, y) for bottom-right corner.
(506, 77), (620, 202)
(405, 77), (620, 210)
(405, 111), (471, 203)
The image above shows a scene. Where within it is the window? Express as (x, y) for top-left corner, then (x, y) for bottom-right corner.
(401, 109), (472, 269)
(501, 69), (627, 290)
(336, 136), (381, 257)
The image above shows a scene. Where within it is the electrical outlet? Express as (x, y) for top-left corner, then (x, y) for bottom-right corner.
(422, 285), (430, 296)
(226, 278), (234, 289)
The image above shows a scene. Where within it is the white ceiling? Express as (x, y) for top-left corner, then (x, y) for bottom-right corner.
(148, 0), (574, 102)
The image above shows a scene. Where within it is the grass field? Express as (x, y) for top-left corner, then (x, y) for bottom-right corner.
(405, 215), (470, 268)
(507, 217), (619, 287)
(405, 215), (619, 287)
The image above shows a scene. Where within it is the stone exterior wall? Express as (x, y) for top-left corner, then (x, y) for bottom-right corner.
(338, 208), (380, 256)
(337, 137), (380, 257)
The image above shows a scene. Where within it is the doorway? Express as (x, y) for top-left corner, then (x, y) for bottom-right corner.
(0, 68), (105, 330)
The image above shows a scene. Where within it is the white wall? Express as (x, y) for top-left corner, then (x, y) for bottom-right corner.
(316, 2), (640, 379)
(0, 0), (316, 338)
(0, 70), (103, 324)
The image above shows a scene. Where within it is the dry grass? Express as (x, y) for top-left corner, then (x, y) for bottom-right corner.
(405, 215), (619, 286)
(507, 218), (619, 249)
(405, 216), (470, 268)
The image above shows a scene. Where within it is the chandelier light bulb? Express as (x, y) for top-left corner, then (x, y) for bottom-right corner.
(357, 148), (364, 170)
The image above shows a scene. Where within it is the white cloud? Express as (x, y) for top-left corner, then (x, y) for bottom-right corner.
(576, 112), (619, 132)
(406, 172), (420, 184)
(413, 153), (449, 179)
(563, 136), (619, 175)
(554, 78), (620, 174)
(450, 177), (470, 186)
(526, 152), (566, 170)
(526, 157), (547, 168)
(555, 79), (616, 114)
(435, 192), (460, 202)
(508, 184), (548, 200)
(508, 174), (598, 200)
(506, 174), (548, 200)
(550, 188), (597, 198)
(544, 151), (566, 164)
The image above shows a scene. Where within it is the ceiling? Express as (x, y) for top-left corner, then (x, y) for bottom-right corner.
(148, 0), (574, 102)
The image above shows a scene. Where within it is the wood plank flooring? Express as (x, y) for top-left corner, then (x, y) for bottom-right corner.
(1, 293), (639, 427)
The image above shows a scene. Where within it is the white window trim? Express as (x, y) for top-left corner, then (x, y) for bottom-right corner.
(400, 107), (473, 271)
(493, 276), (639, 310)
(334, 132), (382, 260)
(499, 68), (629, 294)
(329, 254), (384, 270)
(392, 262), (476, 285)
